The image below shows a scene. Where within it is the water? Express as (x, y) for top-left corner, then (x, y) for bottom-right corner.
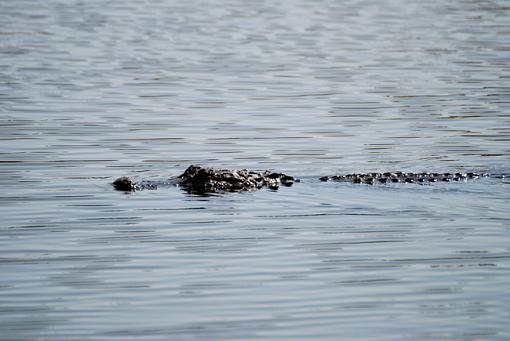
(1, 0), (510, 339)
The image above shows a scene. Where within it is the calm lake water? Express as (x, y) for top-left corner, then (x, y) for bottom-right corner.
(1, 0), (510, 340)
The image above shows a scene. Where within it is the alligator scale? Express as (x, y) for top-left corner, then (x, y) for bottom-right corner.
(113, 165), (507, 194)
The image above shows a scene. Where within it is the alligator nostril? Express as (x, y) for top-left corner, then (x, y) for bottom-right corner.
(113, 176), (134, 191)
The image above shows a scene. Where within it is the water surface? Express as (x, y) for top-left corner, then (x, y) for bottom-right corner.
(1, 0), (510, 340)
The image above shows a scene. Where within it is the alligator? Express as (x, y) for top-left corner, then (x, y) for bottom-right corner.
(113, 165), (507, 194)
(113, 165), (296, 194)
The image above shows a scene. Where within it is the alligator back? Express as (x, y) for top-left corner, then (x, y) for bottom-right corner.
(319, 172), (495, 185)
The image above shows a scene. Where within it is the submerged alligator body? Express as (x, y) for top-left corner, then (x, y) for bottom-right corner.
(319, 171), (492, 185)
(113, 165), (506, 194)
(113, 165), (296, 194)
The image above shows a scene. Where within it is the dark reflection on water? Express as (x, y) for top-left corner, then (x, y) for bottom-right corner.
(1, 0), (510, 340)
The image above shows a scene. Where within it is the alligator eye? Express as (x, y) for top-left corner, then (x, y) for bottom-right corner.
(280, 175), (294, 186)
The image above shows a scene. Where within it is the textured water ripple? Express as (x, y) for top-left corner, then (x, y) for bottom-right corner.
(1, 0), (510, 340)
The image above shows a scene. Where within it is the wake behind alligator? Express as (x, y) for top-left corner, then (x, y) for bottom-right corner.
(113, 165), (508, 194)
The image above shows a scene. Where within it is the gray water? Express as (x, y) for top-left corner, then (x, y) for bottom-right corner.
(1, 0), (510, 340)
